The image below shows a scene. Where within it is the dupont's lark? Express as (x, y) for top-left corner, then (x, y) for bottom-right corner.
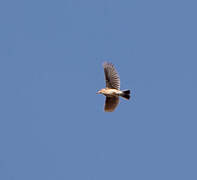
(97, 62), (130, 112)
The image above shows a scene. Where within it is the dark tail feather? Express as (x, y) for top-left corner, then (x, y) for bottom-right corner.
(121, 90), (131, 100)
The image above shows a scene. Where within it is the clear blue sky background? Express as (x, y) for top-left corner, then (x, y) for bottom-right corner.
(0, 0), (196, 179)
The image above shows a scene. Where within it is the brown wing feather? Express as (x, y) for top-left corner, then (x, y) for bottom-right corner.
(104, 96), (119, 112)
(103, 62), (120, 90)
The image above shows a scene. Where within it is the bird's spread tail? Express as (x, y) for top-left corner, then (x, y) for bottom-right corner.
(121, 90), (130, 100)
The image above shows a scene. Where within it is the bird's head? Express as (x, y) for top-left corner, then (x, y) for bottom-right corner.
(96, 88), (105, 94)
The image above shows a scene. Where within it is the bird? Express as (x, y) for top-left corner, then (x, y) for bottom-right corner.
(97, 62), (130, 112)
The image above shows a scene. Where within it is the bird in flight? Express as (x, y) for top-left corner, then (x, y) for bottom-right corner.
(97, 62), (130, 112)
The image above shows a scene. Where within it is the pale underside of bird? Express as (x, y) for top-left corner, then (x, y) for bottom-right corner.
(97, 62), (130, 112)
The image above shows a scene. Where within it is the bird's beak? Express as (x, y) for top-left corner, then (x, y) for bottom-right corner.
(96, 91), (100, 94)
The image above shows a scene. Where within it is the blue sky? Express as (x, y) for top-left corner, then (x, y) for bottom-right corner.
(0, 0), (197, 179)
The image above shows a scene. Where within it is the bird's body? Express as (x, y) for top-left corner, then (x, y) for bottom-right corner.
(97, 62), (130, 112)
(98, 88), (122, 97)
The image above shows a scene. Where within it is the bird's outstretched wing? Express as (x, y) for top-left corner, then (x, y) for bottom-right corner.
(103, 62), (120, 90)
(104, 96), (119, 112)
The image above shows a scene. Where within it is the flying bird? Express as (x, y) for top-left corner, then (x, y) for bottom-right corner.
(97, 62), (130, 112)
